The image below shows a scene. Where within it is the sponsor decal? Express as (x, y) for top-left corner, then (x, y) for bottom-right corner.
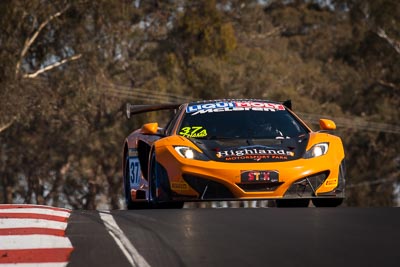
(129, 157), (141, 187)
(325, 179), (338, 186)
(186, 101), (285, 115)
(216, 145), (294, 161)
(171, 182), (189, 190)
(179, 126), (208, 138)
(241, 170), (279, 182)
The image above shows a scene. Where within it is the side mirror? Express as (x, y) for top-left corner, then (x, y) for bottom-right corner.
(141, 122), (158, 135)
(319, 119), (336, 131)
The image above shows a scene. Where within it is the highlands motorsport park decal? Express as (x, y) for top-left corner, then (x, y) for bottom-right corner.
(186, 101), (285, 115)
(216, 145), (295, 162)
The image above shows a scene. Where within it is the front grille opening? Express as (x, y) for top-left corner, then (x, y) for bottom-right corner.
(284, 171), (329, 198)
(183, 175), (235, 199)
(236, 182), (283, 192)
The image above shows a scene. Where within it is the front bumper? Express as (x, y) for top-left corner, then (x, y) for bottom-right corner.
(156, 145), (345, 200)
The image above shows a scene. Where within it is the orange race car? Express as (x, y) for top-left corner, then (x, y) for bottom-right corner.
(122, 99), (346, 208)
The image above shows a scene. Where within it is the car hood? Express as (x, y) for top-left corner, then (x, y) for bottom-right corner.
(189, 135), (309, 163)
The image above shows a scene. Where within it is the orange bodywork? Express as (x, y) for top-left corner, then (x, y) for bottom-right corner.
(153, 132), (344, 199)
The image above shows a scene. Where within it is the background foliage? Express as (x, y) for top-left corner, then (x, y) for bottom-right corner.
(1, 0), (399, 209)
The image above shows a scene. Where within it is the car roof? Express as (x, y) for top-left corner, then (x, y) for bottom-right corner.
(186, 99), (284, 105)
(185, 99), (292, 110)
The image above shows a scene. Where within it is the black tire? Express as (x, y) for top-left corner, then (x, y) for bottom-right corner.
(124, 156), (149, 209)
(149, 151), (184, 209)
(275, 199), (310, 208)
(312, 198), (343, 207)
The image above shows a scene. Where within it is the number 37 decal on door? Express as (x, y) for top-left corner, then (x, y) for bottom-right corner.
(129, 157), (141, 188)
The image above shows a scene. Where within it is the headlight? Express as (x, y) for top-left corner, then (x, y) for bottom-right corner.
(303, 143), (329, 159)
(174, 146), (209, 161)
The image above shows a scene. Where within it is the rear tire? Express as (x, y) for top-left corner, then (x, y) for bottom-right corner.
(276, 199), (310, 208)
(312, 198), (343, 207)
(124, 156), (150, 209)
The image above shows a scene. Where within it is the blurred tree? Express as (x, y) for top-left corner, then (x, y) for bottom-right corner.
(1, 0), (398, 208)
(174, 0), (237, 59)
(0, 0), (174, 209)
(263, 0), (399, 205)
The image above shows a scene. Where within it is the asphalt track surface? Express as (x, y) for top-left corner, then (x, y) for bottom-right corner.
(66, 207), (399, 267)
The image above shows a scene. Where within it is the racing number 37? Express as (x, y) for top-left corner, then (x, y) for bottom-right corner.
(129, 157), (141, 187)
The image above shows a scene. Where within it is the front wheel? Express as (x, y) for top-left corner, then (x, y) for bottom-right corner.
(149, 151), (184, 209)
(312, 198), (343, 207)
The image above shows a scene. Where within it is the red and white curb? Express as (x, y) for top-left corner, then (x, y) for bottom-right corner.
(0, 204), (73, 266)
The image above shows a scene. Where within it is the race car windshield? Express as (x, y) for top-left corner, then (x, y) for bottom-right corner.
(177, 109), (308, 139)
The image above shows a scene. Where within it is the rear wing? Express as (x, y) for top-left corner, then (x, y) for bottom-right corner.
(126, 103), (182, 118)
